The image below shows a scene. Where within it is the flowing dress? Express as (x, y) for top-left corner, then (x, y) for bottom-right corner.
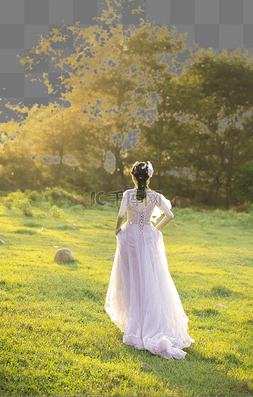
(104, 189), (195, 359)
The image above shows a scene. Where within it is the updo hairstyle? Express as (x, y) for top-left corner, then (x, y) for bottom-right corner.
(131, 162), (151, 201)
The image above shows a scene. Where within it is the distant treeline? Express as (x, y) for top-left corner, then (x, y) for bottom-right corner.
(0, 16), (252, 208)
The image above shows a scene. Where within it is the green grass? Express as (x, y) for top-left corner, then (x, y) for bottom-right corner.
(0, 203), (252, 396)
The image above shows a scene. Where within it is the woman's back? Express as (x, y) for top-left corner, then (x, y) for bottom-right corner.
(119, 188), (172, 220)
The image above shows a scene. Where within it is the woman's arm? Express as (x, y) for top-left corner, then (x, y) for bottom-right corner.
(115, 190), (128, 235)
(155, 209), (174, 231)
(115, 215), (124, 235)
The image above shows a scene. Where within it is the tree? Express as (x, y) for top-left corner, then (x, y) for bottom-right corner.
(0, 121), (42, 191)
(234, 162), (253, 203)
(9, 0), (188, 190)
(161, 47), (253, 208)
(7, 101), (98, 186)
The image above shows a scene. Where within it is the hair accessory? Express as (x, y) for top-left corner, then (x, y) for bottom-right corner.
(147, 161), (154, 178)
(131, 161), (154, 179)
(131, 162), (139, 177)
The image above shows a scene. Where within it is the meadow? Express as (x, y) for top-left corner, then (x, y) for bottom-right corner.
(0, 191), (252, 396)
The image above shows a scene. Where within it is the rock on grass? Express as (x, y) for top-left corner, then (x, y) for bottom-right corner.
(54, 248), (75, 263)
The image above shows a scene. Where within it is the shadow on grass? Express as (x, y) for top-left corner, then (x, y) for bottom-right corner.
(63, 286), (105, 304)
(22, 221), (42, 228)
(35, 269), (107, 306)
(52, 225), (78, 231)
(209, 285), (233, 297)
(55, 259), (81, 270)
(95, 332), (253, 397)
(14, 228), (37, 235)
(192, 308), (220, 317)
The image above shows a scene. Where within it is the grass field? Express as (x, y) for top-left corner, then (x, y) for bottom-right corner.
(0, 199), (252, 396)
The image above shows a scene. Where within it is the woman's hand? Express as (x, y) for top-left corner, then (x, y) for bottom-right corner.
(115, 215), (124, 236)
(155, 212), (174, 231)
(115, 227), (121, 235)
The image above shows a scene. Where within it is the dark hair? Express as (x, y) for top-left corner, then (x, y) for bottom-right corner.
(131, 162), (150, 201)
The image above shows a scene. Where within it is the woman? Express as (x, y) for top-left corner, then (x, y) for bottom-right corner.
(104, 161), (194, 359)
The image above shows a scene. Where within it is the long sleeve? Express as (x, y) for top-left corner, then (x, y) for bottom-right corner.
(118, 190), (129, 217)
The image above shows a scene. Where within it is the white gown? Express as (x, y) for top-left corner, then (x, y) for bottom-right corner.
(104, 189), (195, 359)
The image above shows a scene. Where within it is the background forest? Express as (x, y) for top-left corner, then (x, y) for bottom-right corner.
(0, 1), (252, 210)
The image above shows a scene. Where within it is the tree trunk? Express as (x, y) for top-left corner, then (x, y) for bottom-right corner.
(119, 163), (127, 190)
(226, 172), (233, 209)
(207, 182), (213, 204)
(226, 186), (232, 209)
(157, 120), (163, 191)
(214, 175), (220, 207)
(226, 142), (234, 209)
(114, 140), (120, 191)
(55, 118), (65, 187)
(55, 156), (63, 186)
(55, 134), (65, 187)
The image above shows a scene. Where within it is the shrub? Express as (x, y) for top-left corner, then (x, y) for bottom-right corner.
(41, 187), (90, 208)
(27, 190), (40, 202)
(8, 190), (25, 202)
(72, 204), (84, 213)
(16, 200), (34, 217)
(38, 202), (51, 211)
(50, 205), (64, 218)
(1, 188), (91, 211)
(3, 201), (12, 209)
(2, 196), (13, 209)
(234, 161), (253, 202)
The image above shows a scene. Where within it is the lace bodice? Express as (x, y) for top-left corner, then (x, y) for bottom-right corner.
(118, 189), (172, 236)
(127, 190), (157, 235)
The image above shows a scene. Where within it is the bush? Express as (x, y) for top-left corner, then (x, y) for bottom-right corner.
(41, 187), (90, 208)
(2, 195), (13, 208)
(1, 188), (91, 211)
(72, 204), (84, 213)
(27, 190), (40, 202)
(16, 200), (34, 217)
(234, 161), (253, 202)
(39, 202), (51, 211)
(3, 201), (12, 209)
(2, 193), (33, 215)
(50, 205), (64, 218)
(231, 203), (251, 213)
(7, 190), (25, 202)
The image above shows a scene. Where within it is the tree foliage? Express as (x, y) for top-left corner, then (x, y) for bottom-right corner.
(0, 2), (253, 207)
(234, 161), (253, 202)
(145, 47), (253, 207)
(6, 0), (188, 190)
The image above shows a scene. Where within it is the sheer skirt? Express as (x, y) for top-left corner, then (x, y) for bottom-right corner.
(105, 220), (195, 360)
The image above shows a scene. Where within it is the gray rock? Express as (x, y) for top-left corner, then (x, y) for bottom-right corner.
(54, 248), (75, 263)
